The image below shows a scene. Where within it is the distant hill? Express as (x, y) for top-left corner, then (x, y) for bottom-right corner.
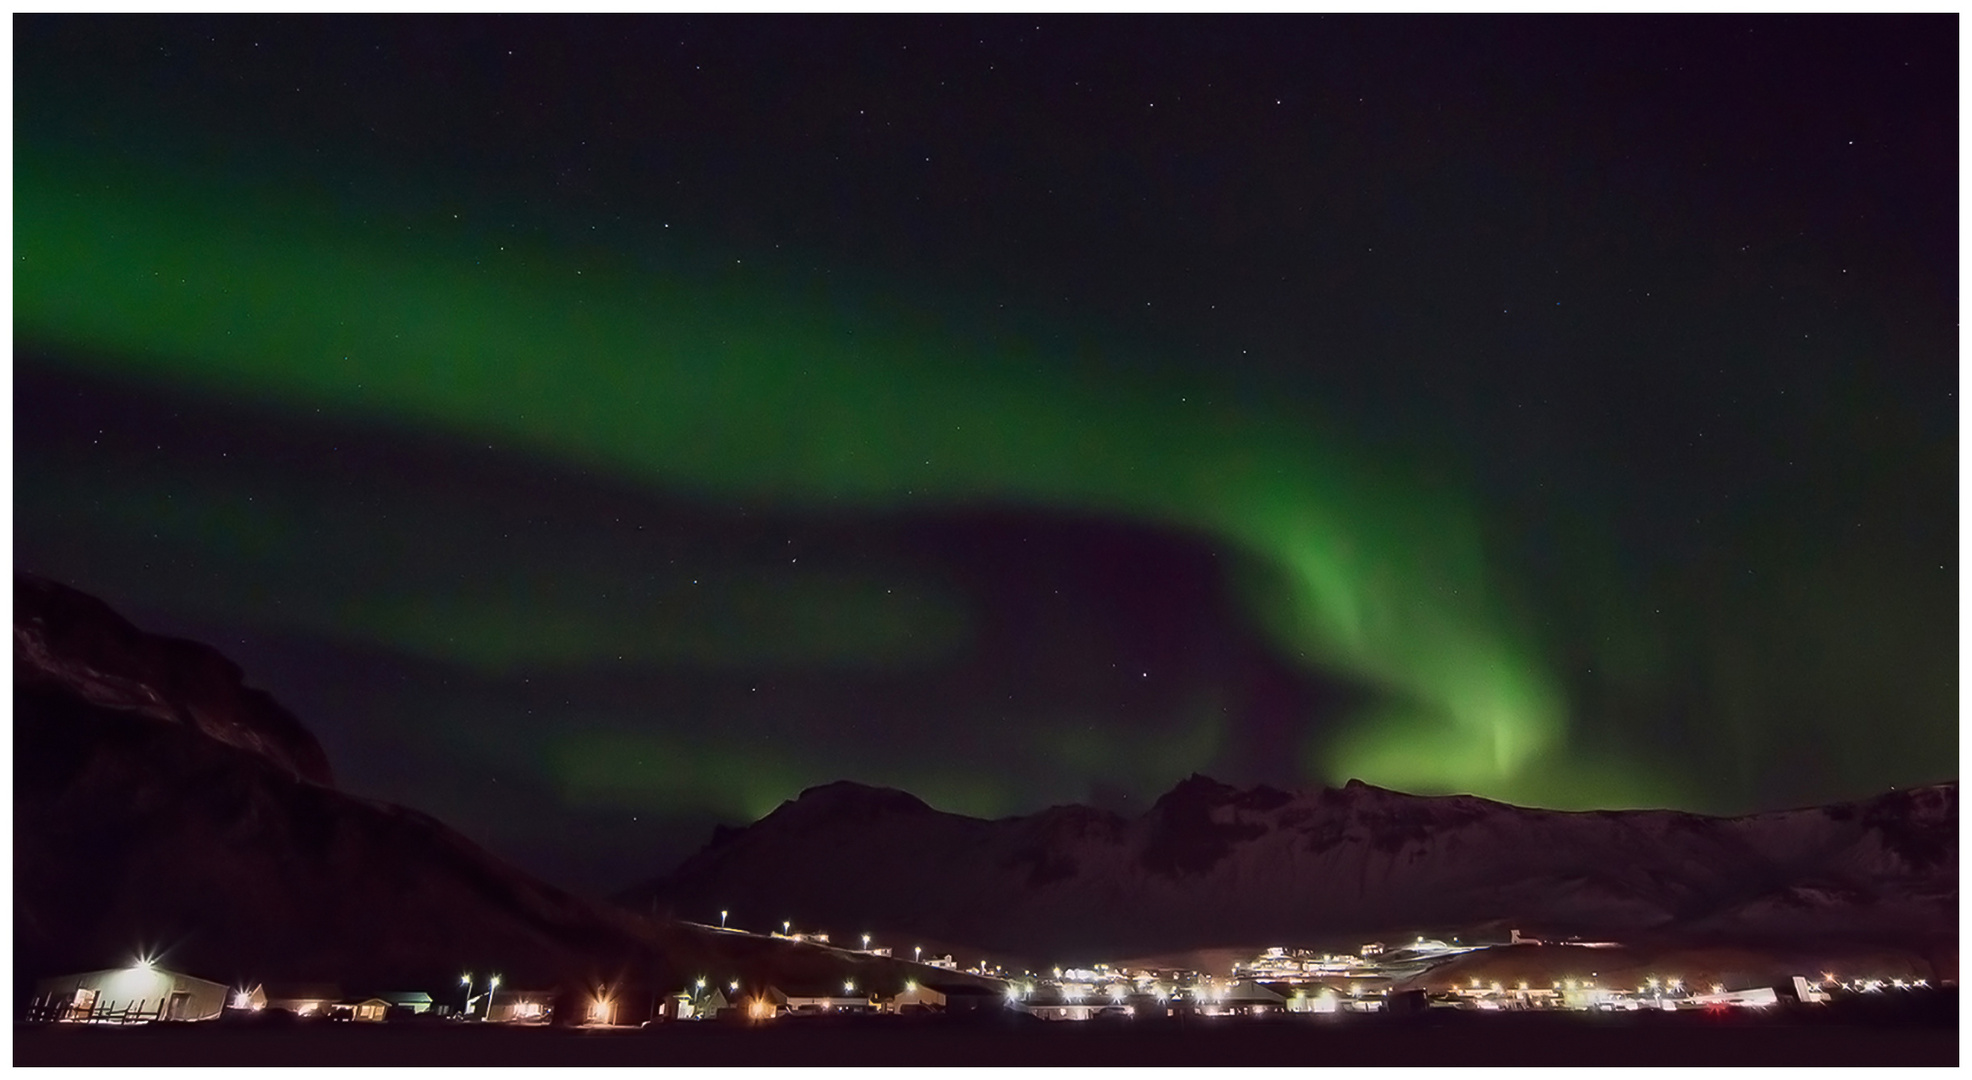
(625, 772), (1956, 967)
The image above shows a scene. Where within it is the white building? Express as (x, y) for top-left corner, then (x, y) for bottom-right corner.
(1688, 986), (1779, 1008)
(34, 964), (229, 1023)
(1790, 977), (1831, 1004)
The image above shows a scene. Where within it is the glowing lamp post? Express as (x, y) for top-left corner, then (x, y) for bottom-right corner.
(487, 976), (500, 1019)
(863, 934), (872, 952)
(720, 909), (729, 929)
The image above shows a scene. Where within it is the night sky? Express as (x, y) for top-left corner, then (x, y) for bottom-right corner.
(13, 15), (1957, 894)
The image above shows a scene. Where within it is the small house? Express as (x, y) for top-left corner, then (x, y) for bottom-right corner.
(334, 997), (391, 1023)
(931, 983), (1009, 1014)
(887, 982), (946, 1013)
(1218, 980), (1286, 1015)
(669, 986), (731, 1020)
(1014, 987), (1099, 1021)
(376, 991), (436, 1016)
(261, 983), (344, 1017)
(486, 987), (556, 1023)
(1286, 986), (1342, 1013)
(763, 983), (876, 1015)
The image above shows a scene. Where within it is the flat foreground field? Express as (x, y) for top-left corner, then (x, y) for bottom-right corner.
(15, 1000), (1958, 1067)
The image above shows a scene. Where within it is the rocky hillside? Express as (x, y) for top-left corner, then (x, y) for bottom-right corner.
(627, 774), (1957, 962)
(16, 574), (331, 784)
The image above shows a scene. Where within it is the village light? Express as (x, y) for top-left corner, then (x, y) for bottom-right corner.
(845, 981), (856, 994)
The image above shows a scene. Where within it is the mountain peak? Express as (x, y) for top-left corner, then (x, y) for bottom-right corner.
(783, 780), (934, 817)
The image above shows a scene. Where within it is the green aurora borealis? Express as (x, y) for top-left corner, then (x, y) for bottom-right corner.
(13, 17), (1954, 891)
(18, 146), (1602, 806)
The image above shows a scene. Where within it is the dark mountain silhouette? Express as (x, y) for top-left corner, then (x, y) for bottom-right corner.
(627, 773), (1956, 965)
(12, 573), (962, 1003)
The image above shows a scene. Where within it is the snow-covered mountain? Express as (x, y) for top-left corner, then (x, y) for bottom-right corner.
(627, 773), (1956, 961)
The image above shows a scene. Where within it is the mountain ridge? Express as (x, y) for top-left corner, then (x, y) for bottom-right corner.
(627, 772), (1956, 962)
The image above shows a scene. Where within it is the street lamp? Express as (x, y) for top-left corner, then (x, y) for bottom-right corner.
(720, 909), (729, 929)
(487, 975), (501, 1019)
(461, 973), (473, 1018)
(913, 946), (921, 963)
(783, 920), (792, 936)
(863, 933), (872, 951)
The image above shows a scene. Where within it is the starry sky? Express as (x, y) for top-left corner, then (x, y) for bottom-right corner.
(13, 15), (1957, 894)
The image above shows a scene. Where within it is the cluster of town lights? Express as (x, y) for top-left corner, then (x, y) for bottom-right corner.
(428, 920), (1934, 1026)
